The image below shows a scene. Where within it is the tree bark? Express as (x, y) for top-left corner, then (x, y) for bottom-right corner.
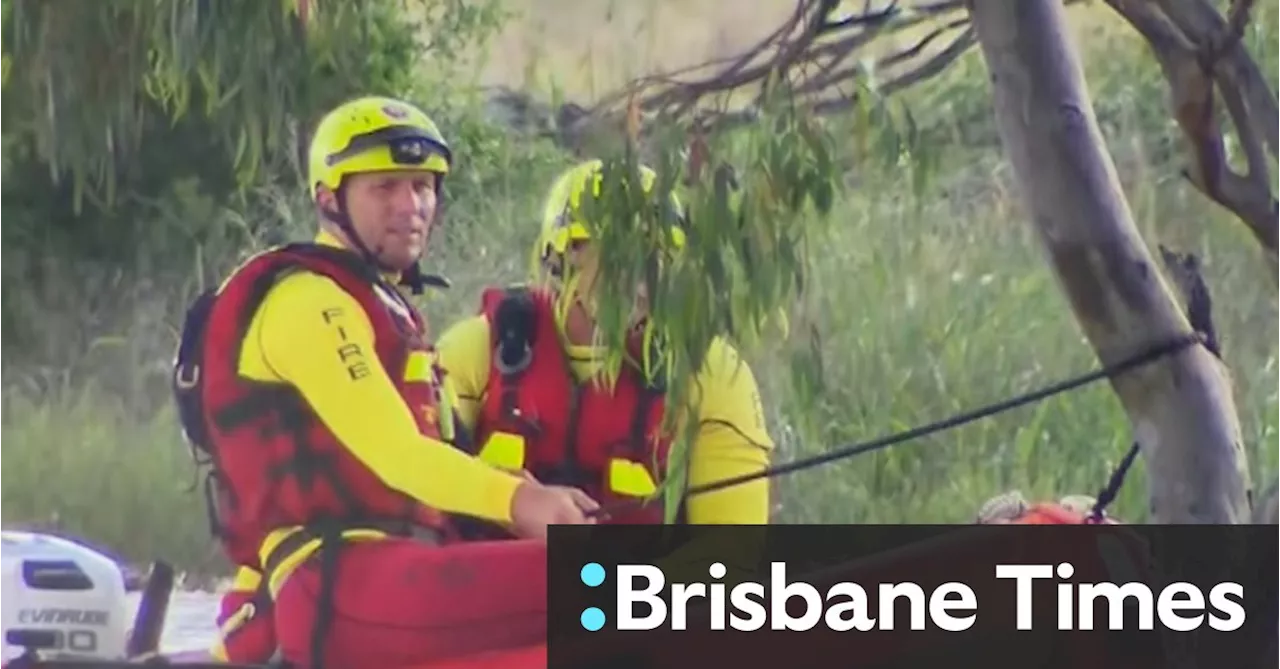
(966, 0), (1252, 523)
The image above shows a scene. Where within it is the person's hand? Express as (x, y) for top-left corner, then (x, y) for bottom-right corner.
(509, 480), (600, 540)
(492, 470), (550, 539)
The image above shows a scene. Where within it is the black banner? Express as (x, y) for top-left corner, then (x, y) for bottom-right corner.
(548, 524), (1278, 669)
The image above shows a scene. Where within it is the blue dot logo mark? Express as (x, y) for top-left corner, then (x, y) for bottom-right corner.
(580, 562), (605, 587)
(579, 564), (607, 631)
(581, 607), (606, 631)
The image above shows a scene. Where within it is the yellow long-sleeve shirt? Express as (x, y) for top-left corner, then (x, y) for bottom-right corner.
(435, 306), (776, 525)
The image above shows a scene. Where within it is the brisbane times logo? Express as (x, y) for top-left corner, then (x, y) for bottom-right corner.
(574, 560), (1247, 634)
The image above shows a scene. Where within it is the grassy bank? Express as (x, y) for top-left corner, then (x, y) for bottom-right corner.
(2, 1), (1276, 578)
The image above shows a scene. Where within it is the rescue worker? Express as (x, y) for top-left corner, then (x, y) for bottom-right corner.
(174, 96), (598, 669)
(435, 158), (776, 538)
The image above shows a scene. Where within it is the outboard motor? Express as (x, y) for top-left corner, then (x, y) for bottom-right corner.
(0, 531), (129, 665)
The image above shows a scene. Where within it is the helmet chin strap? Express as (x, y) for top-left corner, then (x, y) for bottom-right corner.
(322, 189), (442, 295)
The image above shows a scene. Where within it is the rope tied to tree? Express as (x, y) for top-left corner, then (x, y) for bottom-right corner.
(590, 329), (1207, 521)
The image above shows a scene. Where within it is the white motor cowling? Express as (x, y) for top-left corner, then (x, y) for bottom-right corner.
(0, 531), (129, 664)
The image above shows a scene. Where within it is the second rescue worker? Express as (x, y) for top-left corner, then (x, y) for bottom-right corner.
(173, 95), (597, 669)
(437, 159), (777, 534)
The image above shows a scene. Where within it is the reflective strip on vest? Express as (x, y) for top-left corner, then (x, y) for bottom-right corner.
(477, 432), (526, 471)
(229, 565), (262, 591)
(218, 600), (259, 638)
(404, 350), (455, 442)
(608, 458), (658, 497)
(403, 350), (433, 382)
(256, 526), (390, 598)
(437, 404), (456, 444)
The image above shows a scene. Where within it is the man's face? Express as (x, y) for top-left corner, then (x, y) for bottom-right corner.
(341, 170), (438, 271)
(565, 240), (650, 323)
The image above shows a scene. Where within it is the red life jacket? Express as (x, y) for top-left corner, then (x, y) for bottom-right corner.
(458, 286), (680, 537)
(171, 242), (454, 568)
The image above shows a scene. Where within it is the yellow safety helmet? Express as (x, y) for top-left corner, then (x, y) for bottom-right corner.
(535, 159), (687, 266)
(307, 95), (451, 198)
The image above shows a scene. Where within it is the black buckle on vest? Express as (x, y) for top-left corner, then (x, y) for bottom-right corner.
(493, 289), (536, 376)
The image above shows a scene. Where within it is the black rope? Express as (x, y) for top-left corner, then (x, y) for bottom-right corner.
(1089, 440), (1142, 522)
(590, 330), (1205, 520)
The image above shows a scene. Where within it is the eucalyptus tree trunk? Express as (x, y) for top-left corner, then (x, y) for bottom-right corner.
(966, 0), (1252, 523)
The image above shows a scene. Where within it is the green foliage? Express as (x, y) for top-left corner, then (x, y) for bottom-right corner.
(0, 0), (489, 211)
(0, 0), (510, 405)
(570, 78), (936, 519)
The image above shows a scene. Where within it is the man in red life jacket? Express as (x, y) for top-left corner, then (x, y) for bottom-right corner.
(171, 95), (598, 669)
(435, 159), (777, 546)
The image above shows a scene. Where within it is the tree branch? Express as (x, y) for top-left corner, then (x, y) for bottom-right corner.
(1104, 0), (1278, 273)
(554, 0), (985, 151)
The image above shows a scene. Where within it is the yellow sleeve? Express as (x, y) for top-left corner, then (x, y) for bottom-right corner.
(433, 314), (493, 434)
(683, 338), (775, 524)
(248, 272), (521, 523)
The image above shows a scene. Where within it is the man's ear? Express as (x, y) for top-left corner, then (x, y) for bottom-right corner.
(315, 184), (348, 223)
(314, 185), (337, 212)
